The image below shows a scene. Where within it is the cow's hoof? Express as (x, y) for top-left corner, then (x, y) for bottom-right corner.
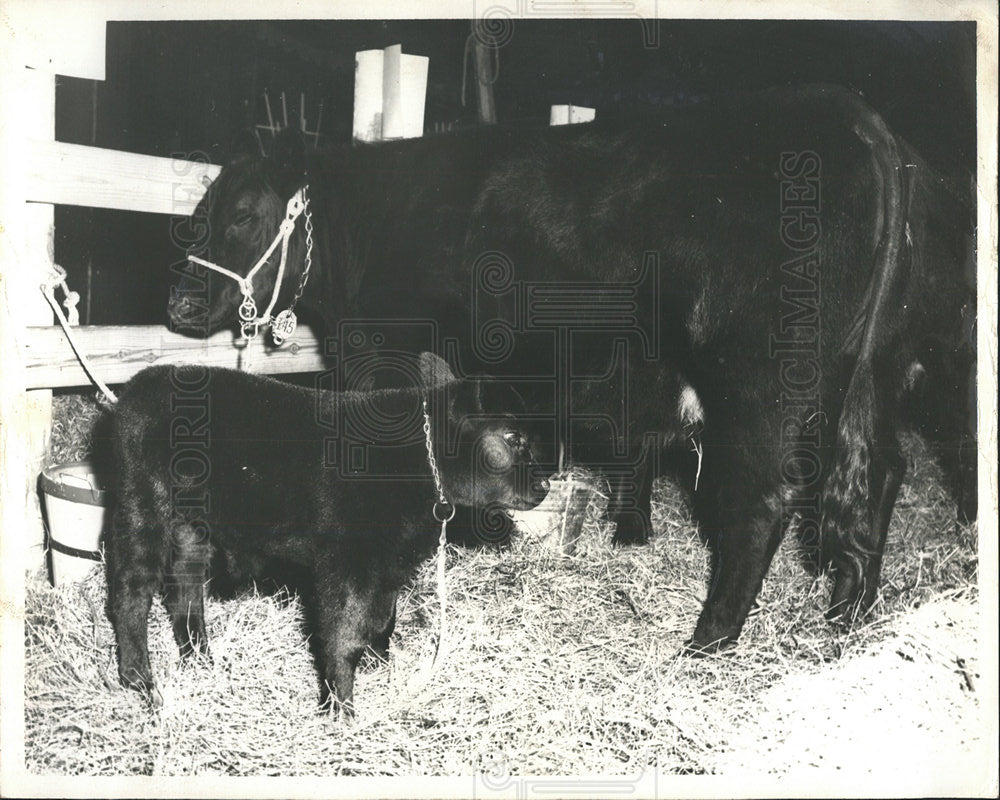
(824, 599), (867, 626)
(328, 700), (356, 723)
(611, 514), (653, 546)
(126, 680), (163, 709)
(179, 640), (212, 663)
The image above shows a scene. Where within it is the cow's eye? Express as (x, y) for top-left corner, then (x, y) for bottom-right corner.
(233, 212), (254, 227)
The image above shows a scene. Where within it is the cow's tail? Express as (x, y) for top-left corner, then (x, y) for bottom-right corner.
(818, 89), (912, 592)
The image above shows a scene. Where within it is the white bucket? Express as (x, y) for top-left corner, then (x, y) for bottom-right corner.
(39, 461), (110, 586)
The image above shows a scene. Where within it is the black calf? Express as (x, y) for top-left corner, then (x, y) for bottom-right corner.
(105, 353), (548, 715)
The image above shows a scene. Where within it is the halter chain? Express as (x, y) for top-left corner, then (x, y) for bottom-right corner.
(188, 185), (312, 344)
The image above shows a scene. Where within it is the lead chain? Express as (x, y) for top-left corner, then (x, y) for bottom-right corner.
(290, 191), (314, 312)
(422, 396), (453, 671)
(422, 399), (456, 523)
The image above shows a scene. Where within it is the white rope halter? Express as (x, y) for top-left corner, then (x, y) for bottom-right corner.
(188, 186), (311, 344)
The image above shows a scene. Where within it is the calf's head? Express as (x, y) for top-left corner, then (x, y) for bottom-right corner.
(421, 354), (551, 513)
(169, 129), (307, 334)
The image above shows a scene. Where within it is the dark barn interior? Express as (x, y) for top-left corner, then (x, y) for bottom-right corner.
(52, 19), (976, 326)
(19, 16), (988, 778)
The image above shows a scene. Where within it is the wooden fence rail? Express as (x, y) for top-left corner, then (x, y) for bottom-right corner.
(5, 104), (307, 576)
(23, 325), (327, 390)
(25, 139), (220, 214)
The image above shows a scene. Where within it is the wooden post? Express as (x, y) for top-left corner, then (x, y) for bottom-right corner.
(0, 62), (52, 788)
(472, 39), (497, 125)
(2, 67), (57, 575)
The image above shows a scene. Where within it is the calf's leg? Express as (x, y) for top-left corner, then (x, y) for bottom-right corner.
(448, 503), (514, 548)
(163, 521), (211, 658)
(368, 600), (397, 663)
(312, 577), (398, 718)
(106, 498), (168, 703)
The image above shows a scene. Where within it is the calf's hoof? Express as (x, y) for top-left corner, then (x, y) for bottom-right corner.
(324, 698), (356, 723)
(359, 645), (390, 673)
(119, 669), (163, 708)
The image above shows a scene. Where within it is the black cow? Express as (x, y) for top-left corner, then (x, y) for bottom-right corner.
(105, 354), (549, 715)
(169, 84), (976, 653)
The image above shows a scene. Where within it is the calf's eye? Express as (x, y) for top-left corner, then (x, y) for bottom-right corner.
(503, 431), (523, 448)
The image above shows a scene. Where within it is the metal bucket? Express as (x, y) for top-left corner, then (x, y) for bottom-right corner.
(39, 461), (109, 585)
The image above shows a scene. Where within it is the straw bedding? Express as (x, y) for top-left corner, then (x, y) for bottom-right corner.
(22, 392), (983, 779)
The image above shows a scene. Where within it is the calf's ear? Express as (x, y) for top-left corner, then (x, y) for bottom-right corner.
(476, 381), (526, 415)
(446, 379), (484, 424)
(447, 379), (524, 424)
(418, 352), (456, 389)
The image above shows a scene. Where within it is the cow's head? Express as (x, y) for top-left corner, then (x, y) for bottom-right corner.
(422, 353), (552, 513)
(169, 129), (308, 335)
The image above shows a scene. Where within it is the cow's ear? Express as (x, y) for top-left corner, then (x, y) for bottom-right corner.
(225, 129), (261, 164)
(418, 352), (456, 389)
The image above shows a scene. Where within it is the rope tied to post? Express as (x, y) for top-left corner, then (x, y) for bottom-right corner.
(40, 264), (118, 406)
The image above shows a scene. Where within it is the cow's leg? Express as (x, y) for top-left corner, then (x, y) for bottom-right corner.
(608, 449), (656, 545)
(163, 521), (211, 659)
(903, 345), (977, 524)
(947, 346), (978, 524)
(106, 497), (168, 703)
(826, 440), (905, 620)
(687, 457), (786, 653)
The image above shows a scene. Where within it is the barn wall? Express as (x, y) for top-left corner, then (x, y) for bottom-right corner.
(50, 19), (975, 327)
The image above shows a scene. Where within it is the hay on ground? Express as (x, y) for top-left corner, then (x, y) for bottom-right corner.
(24, 401), (985, 781)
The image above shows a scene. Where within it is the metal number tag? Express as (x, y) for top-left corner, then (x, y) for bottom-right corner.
(271, 309), (298, 345)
